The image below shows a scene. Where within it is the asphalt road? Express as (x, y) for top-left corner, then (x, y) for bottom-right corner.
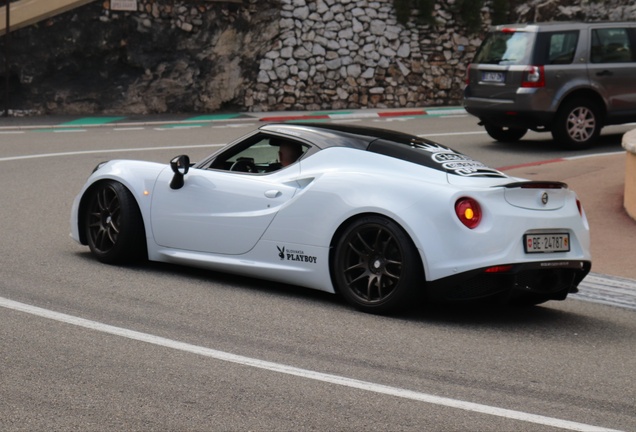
(1, 114), (634, 431)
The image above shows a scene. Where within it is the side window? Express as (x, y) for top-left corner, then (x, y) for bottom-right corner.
(547, 31), (578, 64)
(208, 134), (308, 173)
(591, 28), (634, 63)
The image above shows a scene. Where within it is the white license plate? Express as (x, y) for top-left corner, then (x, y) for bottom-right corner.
(524, 233), (570, 253)
(481, 71), (505, 83)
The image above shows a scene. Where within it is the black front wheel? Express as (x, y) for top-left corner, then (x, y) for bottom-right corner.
(332, 216), (423, 314)
(85, 180), (146, 264)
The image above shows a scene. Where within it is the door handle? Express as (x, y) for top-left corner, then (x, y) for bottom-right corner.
(265, 190), (282, 198)
(596, 70), (613, 77)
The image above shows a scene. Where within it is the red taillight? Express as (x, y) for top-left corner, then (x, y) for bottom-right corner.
(576, 199), (583, 216)
(455, 197), (482, 229)
(484, 265), (513, 273)
(521, 65), (545, 88)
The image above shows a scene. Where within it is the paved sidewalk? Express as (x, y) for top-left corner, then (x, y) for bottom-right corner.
(503, 152), (636, 281)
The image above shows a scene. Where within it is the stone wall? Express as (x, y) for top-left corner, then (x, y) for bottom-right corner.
(1, 0), (635, 115)
(248, 0), (474, 112)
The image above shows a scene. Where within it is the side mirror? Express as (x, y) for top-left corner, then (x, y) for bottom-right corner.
(170, 155), (190, 190)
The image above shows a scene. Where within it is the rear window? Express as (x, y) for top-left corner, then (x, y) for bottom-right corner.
(473, 31), (534, 65)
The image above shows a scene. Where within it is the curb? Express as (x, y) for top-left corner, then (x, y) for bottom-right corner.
(258, 109), (427, 122)
(0, 107), (467, 130)
(258, 107), (467, 122)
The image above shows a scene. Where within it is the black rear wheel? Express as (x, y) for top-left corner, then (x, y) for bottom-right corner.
(484, 123), (527, 142)
(332, 216), (423, 314)
(551, 98), (601, 149)
(85, 180), (146, 264)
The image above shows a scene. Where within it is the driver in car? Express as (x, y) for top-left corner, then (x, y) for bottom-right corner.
(273, 139), (304, 167)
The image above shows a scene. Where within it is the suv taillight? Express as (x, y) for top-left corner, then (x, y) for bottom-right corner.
(521, 66), (545, 88)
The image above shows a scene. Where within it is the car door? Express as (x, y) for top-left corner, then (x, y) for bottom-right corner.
(150, 165), (301, 255)
(588, 26), (636, 112)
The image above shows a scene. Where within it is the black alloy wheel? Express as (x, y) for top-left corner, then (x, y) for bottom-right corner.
(85, 180), (146, 264)
(332, 216), (422, 314)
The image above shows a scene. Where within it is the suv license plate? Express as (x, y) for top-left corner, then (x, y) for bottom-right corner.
(481, 71), (505, 83)
(524, 234), (570, 253)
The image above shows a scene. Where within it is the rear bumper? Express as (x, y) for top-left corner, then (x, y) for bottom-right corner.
(463, 88), (555, 129)
(426, 260), (591, 302)
(465, 106), (555, 129)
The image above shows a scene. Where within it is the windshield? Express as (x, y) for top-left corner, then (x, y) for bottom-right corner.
(473, 31), (534, 65)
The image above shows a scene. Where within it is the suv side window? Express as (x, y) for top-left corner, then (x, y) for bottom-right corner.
(591, 28), (635, 63)
(534, 31), (579, 65)
(549, 31), (579, 64)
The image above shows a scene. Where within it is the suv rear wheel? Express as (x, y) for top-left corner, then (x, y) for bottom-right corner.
(551, 98), (601, 149)
(483, 123), (527, 142)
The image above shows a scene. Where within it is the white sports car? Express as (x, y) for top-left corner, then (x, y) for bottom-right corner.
(71, 123), (591, 313)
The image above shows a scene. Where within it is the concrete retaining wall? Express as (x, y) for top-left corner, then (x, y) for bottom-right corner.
(623, 129), (636, 221)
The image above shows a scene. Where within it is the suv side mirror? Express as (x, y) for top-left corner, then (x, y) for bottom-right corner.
(170, 155), (190, 189)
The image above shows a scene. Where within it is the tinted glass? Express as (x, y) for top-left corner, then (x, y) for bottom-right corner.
(545, 31), (579, 64)
(473, 31), (534, 65)
(591, 28), (635, 63)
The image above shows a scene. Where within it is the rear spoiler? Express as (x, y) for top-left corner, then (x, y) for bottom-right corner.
(499, 181), (568, 189)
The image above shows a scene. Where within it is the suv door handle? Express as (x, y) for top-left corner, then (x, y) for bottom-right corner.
(596, 70), (613, 77)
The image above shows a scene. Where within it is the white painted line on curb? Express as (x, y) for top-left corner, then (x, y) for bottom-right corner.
(564, 151), (627, 161)
(0, 296), (622, 432)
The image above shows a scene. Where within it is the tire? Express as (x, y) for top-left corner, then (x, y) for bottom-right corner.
(84, 180), (146, 264)
(332, 216), (423, 314)
(484, 123), (527, 142)
(551, 98), (601, 149)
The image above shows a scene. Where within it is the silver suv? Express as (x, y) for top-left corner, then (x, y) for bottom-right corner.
(464, 22), (636, 149)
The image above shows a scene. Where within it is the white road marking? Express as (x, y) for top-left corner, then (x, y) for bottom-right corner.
(211, 123), (258, 129)
(418, 131), (488, 137)
(154, 125), (203, 130)
(565, 151), (627, 161)
(575, 273), (636, 311)
(0, 296), (623, 432)
(0, 144), (225, 162)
